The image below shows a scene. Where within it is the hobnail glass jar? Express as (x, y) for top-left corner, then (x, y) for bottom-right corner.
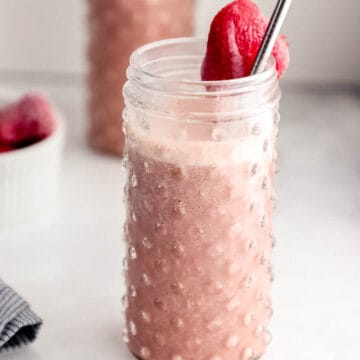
(87, 0), (195, 156)
(122, 38), (280, 360)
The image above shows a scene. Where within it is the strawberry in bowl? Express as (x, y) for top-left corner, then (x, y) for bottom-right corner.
(0, 94), (56, 150)
(0, 93), (65, 227)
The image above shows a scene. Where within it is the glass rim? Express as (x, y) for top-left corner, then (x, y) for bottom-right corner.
(129, 37), (277, 89)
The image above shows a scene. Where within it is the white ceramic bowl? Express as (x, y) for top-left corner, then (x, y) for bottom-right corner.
(0, 93), (65, 228)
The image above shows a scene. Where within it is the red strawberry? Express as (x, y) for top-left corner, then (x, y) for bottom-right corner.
(201, 0), (289, 81)
(0, 143), (14, 153)
(0, 94), (55, 147)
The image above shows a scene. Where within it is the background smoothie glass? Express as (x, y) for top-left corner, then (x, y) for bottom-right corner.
(122, 38), (280, 360)
(87, 0), (195, 156)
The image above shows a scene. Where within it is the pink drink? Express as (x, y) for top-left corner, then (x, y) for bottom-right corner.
(123, 39), (280, 360)
(87, 0), (195, 156)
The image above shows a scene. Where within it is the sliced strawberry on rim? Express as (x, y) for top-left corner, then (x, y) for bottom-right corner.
(201, 0), (289, 81)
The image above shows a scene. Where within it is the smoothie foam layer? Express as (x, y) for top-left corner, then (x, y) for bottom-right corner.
(126, 110), (274, 167)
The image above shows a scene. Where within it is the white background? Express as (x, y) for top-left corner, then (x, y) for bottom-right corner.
(0, 0), (359, 84)
(0, 83), (359, 360)
(0, 1), (359, 359)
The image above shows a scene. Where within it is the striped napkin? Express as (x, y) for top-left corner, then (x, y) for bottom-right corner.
(0, 279), (42, 352)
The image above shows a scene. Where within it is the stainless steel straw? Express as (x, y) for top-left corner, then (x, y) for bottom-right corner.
(251, 0), (292, 75)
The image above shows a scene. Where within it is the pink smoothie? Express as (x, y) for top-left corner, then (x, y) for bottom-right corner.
(87, 0), (195, 156)
(123, 109), (277, 359)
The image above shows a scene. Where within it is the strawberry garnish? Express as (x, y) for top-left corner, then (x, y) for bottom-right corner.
(201, 0), (289, 81)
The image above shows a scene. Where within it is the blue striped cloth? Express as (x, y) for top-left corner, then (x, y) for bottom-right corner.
(0, 280), (42, 352)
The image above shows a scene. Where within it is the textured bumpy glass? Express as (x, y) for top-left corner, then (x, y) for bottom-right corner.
(87, 0), (195, 156)
(122, 38), (281, 360)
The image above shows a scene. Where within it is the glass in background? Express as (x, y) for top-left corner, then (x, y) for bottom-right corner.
(87, 0), (195, 156)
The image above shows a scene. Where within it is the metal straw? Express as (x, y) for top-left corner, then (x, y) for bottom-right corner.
(251, 0), (292, 75)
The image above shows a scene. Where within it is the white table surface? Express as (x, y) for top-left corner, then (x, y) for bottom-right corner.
(0, 81), (359, 360)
